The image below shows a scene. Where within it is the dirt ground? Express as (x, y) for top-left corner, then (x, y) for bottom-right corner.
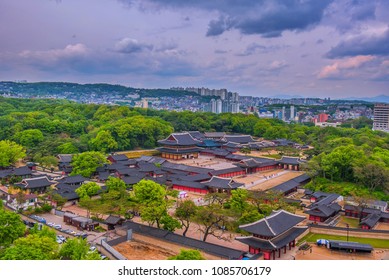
(235, 150), (280, 157)
(245, 171), (304, 191)
(295, 244), (388, 260)
(375, 223), (389, 231)
(114, 233), (224, 260)
(177, 156), (237, 170)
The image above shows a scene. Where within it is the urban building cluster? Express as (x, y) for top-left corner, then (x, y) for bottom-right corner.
(0, 81), (385, 131)
(171, 87), (240, 114)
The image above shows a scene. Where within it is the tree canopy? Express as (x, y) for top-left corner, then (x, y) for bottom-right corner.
(71, 151), (108, 177)
(0, 140), (26, 167)
(0, 208), (26, 247)
(168, 249), (205, 260)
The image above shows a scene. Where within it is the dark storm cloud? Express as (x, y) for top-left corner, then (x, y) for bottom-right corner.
(349, 0), (376, 21)
(206, 15), (236, 36)
(234, 1), (333, 37)
(123, 0), (333, 37)
(326, 28), (389, 58)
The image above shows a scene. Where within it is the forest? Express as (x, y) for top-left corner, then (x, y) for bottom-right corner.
(0, 96), (388, 200)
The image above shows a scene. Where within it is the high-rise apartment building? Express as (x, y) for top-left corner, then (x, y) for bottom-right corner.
(216, 99), (222, 114)
(373, 104), (389, 132)
(290, 106), (295, 121)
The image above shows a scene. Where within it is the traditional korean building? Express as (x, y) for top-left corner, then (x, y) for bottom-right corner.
(186, 131), (205, 141)
(344, 205), (389, 230)
(57, 154), (73, 174)
(277, 156), (304, 171)
(221, 135), (255, 144)
(107, 153), (129, 163)
(15, 176), (54, 194)
(304, 192), (342, 223)
(236, 158), (277, 174)
(157, 133), (203, 160)
(172, 176), (244, 195)
(202, 176), (243, 194)
(57, 175), (86, 186)
(304, 203), (341, 223)
(171, 179), (208, 194)
(236, 210), (307, 260)
(210, 166), (246, 178)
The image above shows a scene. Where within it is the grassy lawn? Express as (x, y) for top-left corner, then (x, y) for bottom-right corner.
(338, 216), (360, 228)
(261, 154), (282, 159)
(299, 232), (389, 249)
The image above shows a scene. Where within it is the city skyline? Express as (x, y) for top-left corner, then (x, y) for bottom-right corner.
(1, 0), (388, 98)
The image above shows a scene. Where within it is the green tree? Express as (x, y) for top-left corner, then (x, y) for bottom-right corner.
(160, 215), (182, 232)
(89, 130), (118, 152)
(78, 196), (96, 219)
(237, 209), (264, 226)
(194, 204), (231, 242)
(28, 224), (57, 240)
(57, 142), (79, 154)
(105, 177), (127, 193)
(59, 238), (101, 260)
(175, 200), (197, 237)
(14, 129), (44, 148)
(132, 179), (166, 204)
(37, 155), (58, 171)
(354, 162), (389, 192)
(240, 147), (251, 155)
(70, 151), (107, 177)
(168, 249), (205, 260)
(0, 208), (26, 247)
(1, 234), (59, 260)
(48, 191), (67, 210)
(75, 182), (101, 199)
(321, 145), (365, 181)
(139, 202), (167, 228)
(133, 180), (169, 228)
(0, 140), (26, 167)
(229, 189), (250, 215)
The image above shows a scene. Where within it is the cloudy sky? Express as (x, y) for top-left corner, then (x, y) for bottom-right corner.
(1, 0), (388, 98)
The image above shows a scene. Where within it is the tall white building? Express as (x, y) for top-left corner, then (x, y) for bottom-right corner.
(290, 105), (295, 120)
(210, 99), (217, 113)
(373, 104), (389, 132)
(216, 99), (222, 114)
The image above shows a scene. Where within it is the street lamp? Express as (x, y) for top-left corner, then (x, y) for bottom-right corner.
(345, 223), (349, 242)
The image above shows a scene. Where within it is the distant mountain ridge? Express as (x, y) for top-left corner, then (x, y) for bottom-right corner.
(0, 81), (195, 98)
(342, 95), (389, 103)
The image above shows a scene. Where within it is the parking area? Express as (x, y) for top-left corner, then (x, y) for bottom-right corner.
(28, 213), (106, 244)
(25, 213), (112, 259)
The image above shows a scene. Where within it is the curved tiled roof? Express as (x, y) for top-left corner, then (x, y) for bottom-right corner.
(236, 226), (308, 250)
(239, 210), (305, 237)
(158, 133), (202, 146)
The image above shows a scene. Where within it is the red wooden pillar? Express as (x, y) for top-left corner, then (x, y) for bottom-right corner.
(284, 246), (287, 253)
(278, 249), (281, 258)
(292, 240), (296, 247)
(289, 242), (292, 250)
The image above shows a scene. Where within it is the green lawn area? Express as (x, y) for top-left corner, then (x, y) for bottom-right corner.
(299, 232), (389, 249)
(338, 216), (360, 228)
(262, 154), (282, 159)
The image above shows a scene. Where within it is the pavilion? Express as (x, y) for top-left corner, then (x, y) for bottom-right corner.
(236, 210), (307, 260)
(157, 132), (203, 160)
